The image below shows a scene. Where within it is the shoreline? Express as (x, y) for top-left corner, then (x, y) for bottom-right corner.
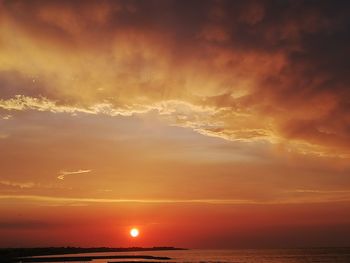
(16, 255), (172, 262)
(0, 247), (186, 263)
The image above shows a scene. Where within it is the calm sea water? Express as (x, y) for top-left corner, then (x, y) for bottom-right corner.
(34, 248), (350, 263)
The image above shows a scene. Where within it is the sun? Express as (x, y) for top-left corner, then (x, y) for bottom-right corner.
(130, 227), (139, 238)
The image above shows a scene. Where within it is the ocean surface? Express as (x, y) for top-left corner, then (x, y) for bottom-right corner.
(32, 248), (350, 263)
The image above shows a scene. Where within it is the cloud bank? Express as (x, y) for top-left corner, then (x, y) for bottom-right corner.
(0, 0), (349, 157)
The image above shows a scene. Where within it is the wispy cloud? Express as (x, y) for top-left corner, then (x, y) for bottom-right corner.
(292, 189), (350, 194)
(0, 195), (266, 205)
(0, 180), (35, 189)
(0, 180), (72, 190)
(0, 134), (9, 139)
(1, 194), (350, 205)
(1, 114), (12, 120)
(57, 169), (92, 180)
(0, 95), (151, 116)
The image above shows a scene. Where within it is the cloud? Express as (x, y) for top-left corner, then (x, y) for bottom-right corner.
(0, 179), (74, 194)
(0, 0), (349, 157)
(0, 133), (9, 139)
(1, 193), (350, 205)
(0, 194), (258, 205)
(0, 95), (152, 116)
(1, 114), (12, 120)
(57, 169), (92, 180)
(293, 189), (350, 194)
(0, 180), (35, 189)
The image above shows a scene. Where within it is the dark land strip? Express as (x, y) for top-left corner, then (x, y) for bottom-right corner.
(16, 255), (171, 262)
(0, 247), (185, 263)
(108, 262), (175, 263)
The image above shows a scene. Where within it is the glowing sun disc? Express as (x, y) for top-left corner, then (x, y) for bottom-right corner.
(130, 228), (139, 237)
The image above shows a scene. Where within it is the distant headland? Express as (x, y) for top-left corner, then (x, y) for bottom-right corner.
(0, 247), (187, 263)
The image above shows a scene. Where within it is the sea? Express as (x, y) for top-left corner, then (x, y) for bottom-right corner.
(30, 248), (350, 263)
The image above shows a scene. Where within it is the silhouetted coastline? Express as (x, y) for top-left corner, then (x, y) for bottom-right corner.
(0, 247), (185, 263)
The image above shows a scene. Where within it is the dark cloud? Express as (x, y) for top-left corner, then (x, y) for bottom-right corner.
(0, 0), (349, 155)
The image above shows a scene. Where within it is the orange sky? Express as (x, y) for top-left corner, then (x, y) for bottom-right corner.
(0, 0), (350, 248)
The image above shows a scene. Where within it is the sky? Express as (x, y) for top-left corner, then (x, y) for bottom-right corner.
(0, 0), (350, 248)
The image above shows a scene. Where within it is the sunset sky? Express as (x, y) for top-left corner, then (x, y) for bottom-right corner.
(0, 0), (350, 248)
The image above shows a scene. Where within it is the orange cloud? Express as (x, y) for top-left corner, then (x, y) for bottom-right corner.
(0, 0), (349, 159)
(57, 169), (92, 180)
